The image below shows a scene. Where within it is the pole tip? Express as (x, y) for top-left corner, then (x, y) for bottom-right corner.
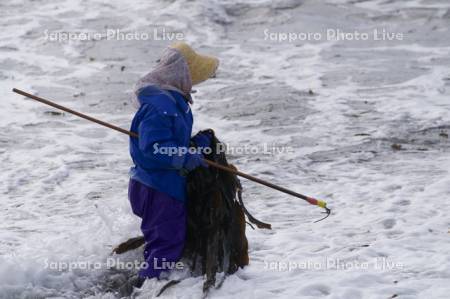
(12, 88), (23, 95)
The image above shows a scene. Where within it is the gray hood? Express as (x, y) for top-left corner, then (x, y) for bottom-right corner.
(134, 47), (192, 105)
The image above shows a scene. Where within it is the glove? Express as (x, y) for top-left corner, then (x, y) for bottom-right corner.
(183, 152), (208, 171)
(191, 130), (213, 149)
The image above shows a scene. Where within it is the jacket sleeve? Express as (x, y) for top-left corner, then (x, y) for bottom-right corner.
(138, 105), (187, 169)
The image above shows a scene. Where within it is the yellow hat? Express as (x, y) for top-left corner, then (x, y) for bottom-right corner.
(169, 42), (219, 85)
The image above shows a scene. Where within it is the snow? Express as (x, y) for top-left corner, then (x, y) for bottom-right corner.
(1, 0), (450, 298)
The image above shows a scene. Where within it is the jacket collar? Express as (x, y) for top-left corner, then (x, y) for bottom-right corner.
(167, 89), (191, 114)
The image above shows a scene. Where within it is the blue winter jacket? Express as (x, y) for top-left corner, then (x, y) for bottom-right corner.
(129, 85), (193, 203)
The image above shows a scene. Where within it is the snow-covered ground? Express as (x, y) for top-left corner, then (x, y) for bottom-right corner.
(1, 0), (450, 298)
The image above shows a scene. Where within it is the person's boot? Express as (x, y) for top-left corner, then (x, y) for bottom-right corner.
(118, 274), (146, 297)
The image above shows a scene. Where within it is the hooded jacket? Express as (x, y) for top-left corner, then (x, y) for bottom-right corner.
(129, 85), (193, 203)
(129, 46), (195, 203)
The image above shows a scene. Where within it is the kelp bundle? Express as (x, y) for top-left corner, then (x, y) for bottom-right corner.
(113, 130), (271, 294)
(184, 129), (271, 292)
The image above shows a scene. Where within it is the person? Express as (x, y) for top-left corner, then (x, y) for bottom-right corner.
(127, 42), (219, 285)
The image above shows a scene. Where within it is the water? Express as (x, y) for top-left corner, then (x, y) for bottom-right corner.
(1, 0), (449, 298)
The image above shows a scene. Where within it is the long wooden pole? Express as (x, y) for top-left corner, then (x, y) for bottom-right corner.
(12, 88), (330, 216)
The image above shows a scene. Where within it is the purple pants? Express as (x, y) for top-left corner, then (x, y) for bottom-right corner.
(128, 179), (186, 278)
